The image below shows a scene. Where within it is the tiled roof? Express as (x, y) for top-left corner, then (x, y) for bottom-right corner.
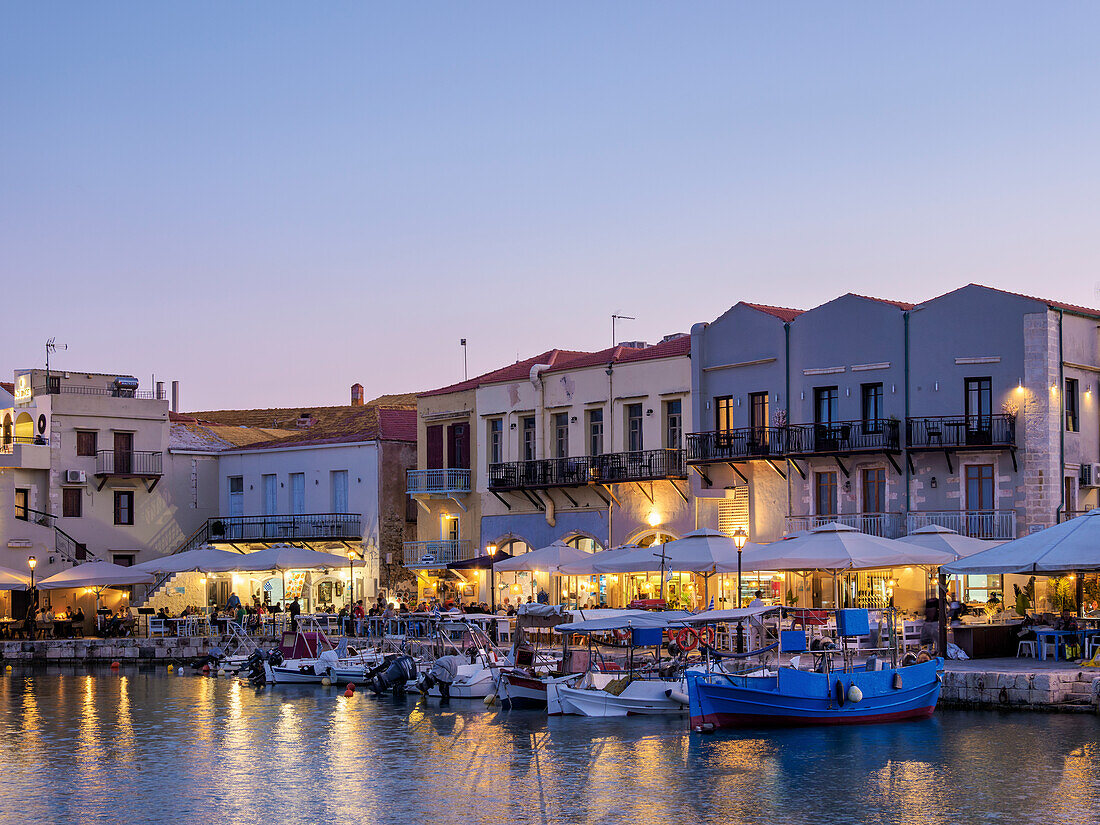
(0, 381), (13, 395)
(964, 284), (1100, 318)
(848, 293), (916, 310)
(739, 302), (804, 322)
(419, 350), (592, 397)
(541, 335), (691, 374)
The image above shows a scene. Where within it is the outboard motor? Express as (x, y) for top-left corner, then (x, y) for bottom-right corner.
(243, 651), (268, 688)
(370, 655), (417, 697)
(420, 654), (462, 703)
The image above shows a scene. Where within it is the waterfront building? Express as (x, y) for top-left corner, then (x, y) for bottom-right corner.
(689, 284), (1100, 608)
(0, 370), (213, 618)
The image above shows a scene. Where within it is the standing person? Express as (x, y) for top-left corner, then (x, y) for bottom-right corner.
(226, 592), (241, 612)
(288, 596), (301, 633)
(352, 599), (365, 637)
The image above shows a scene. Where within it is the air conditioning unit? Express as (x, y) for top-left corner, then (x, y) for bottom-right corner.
(1082, 464), (1100, 488)
(65, 470), (86, 484)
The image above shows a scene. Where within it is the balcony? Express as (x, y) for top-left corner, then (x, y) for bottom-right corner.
(906, 414), (1015, 451)
(407, 468), (472, 495)
(905, 510), (1017, 540)
(208, 513), (362, 542)
(31, 383), (164, 400)
(686, 427), (787, 464)
(95, 450), (163, 477)
(0, 437), (51, 469)
(787, 419), (900, 457)
(785, 512), (905, 539)
(488, 448), (685, 491)
(403, 539), (474, 568)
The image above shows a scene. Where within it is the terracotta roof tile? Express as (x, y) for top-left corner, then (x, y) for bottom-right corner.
(419, 349), (592, 397)
(848, 293), (916, 310)
(739, 302), (804, 322)
(961, 284), (1100, 318)
(0, 381), (14, 395)
(541, 336), (691, 374)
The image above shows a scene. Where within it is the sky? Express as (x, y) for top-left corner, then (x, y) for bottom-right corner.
(3, 3), (1100, 410)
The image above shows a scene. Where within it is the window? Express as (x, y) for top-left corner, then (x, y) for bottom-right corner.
(426, 425), (444, 469)
(1066, 378), (1079, 432)
(522, 416), (536, 462)
(228, 476), (244, 517)
(553, 413), (569, 458)
(62, 487), (82, 518)
(862, 468), (886, 513)
(717, 489), (750, 537)
(965, 377), (992, 423)
(331, 470), (348, 513)
(965, 464), (995, 511)
(488, 419), (503, 465)
(749, 392), (769, 433)
(15, 489), (29, 521)
(715, 396), (734, 432)
(76, 431), (98, 457)
(814, 387), (838, 425)
(442, 514), (460, 542)
(665, 399), (683, 449)
(262, 474), (278, 515)
(113, 554), (134, 567)
(588, 408), (604, 456)
(114, 491), (134, 525)
(815, 472), (838, 516)
(447, 423), (470, 469)
(626, 403), (643, 452)
(861, 383), (883, 432)
(964, 574), (1003, 604)
(289, 473), (305, 515)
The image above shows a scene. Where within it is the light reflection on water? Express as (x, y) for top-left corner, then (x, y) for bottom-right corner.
(0, 666), (1097, 825)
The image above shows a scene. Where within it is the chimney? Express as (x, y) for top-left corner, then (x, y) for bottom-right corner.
(155, 381), (165, 401)
(351, 383), (364, 406)
(170, 380), (180, 412)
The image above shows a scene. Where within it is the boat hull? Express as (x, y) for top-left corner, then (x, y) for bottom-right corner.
(688, 659), (943, 729)
(553, 678), (688, 717)
(498, 672), (548, 710)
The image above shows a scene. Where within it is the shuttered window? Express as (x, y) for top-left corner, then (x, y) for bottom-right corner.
(718, 488), (749, 537)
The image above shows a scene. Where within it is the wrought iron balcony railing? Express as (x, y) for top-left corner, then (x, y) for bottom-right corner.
(95, 450), (163, 476)
(786, 419), (900, 455)
(686, 427), (787, 463)
(403, 539), (474, 567)
(488, 448), (685, 490)
(208, 513), (362, 542)
(906, 414), (1015, 450)
(407, 468), (472, 494)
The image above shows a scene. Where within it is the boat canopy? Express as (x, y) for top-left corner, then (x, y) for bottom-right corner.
(555, 610), (695, 634)
(675, 605), (778, 625)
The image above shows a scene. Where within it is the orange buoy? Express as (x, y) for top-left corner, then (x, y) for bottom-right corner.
(343, 689), (354, 698)
(110, 661), (120, 669)
(201, 663), (211, 673)
(345, 683), (355, 692)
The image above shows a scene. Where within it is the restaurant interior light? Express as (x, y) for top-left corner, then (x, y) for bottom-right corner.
(647, 510), (662, 527)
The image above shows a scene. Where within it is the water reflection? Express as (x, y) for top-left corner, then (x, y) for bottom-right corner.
(0, 668), (1097, 825)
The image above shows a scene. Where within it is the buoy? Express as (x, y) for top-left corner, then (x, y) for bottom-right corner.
(110, 661), (120, 669)
(346, 683), (355, 692)
(483, 693), (495, 706)
(892, 673), (903, 690)
(665, 688), (690, 706)
(217, 669), (226, 677)
(344, 689), (354, 698)
(167, 664), (173, 672)
(4, 665), (11, 671)
(177, 669), (185, 676)
(847, 684), (863, 703)
(321, 677), (332, 687)
(201, 664), (211, 674)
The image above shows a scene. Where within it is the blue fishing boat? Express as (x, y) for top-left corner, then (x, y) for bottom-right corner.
(684, 607), (944, 729)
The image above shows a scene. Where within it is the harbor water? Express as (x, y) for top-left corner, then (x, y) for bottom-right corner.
(1, 667), (1098, 825)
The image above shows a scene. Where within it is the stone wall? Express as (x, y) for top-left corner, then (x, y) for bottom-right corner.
(1, 636), (214, 664)
(941, 668), (1100, 708)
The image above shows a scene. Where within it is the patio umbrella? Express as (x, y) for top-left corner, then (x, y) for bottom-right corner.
(942, 508), (1100, 574)
(492, 541), (592, 573)
(896, 524), (1003, 562)
(0, 565), (31, 590)
(446, 551), (514, 570)
(556, 545), (640, 575)
(230, 544), (365, 572)
(132, 545), (249, 574)
(37, 561), (155, 590)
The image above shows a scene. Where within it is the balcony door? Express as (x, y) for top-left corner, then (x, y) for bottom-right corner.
(965, 464), (995, 537)
(522, 417), (536, 462)
(290, 473), (305, 515)
(749, 391), (769, 450)
(862, 467), (886, 515)
(447, 423), (470, 469)
(114, 431), (133, 474)
(626, 404), (643, 452)
(965, 377), (993, 441)
(553, 413), (569, 458)
(426, 425), (444, 469)
(814, 387), (838, 425)
(228, 476), (244, 517)
(262, 474), (278, 515)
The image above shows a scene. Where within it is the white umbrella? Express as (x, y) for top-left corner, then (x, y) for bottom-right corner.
(896, 524), (1002, 562)
(492, 540), (592, 573)
(133, 545), (249, 574)
(37, 561), (155, 590)
(556, 545), (640, 575)
(942, 508), (1100, 574)
(598, 530), (753, 574)
(0, 565), (31, 590)
(231, 544), (364, 572)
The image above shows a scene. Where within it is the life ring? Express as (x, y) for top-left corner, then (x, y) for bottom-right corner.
(696, 627), (716, 649)
(613, 628), (630, 643)
(676, 628), (698, 652)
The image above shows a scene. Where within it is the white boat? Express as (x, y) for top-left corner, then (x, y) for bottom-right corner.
(416, 620), (506, 699)
(548, 672), (689, 716)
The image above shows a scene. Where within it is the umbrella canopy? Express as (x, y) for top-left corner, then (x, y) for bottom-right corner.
(492, 540), (593, 573)
(896, 524), (1002, 562)
(133, 545), (249, 574)
(37, 561), (155, 590)
(942, 508), (1100, 574)
(596, 530), (759, 574)
(0, 565), (31, 590)
(230, 544), (365, 572)
(557, 545), (640, 575)
(447, 551), (514, 570)
(725, 522), (954, 572)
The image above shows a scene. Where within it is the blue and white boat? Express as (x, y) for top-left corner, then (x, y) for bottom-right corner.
(684, 607), (944, 729)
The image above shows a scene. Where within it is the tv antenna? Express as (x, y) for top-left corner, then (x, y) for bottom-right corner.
(45, 338), (67, 389)
(460, 338), (468, 380)
(611, 314), (635, 348)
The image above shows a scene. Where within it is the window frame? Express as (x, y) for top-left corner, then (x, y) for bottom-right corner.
(1065, 378), (1079, 432)
(714, 396), (734, 432)
(62, 487), (83, 518)
(587, 408), (604, 457)
(488, 418), (503, 466)
(76, 430), (98, 457)
(113, 490), (135, 525)
(664, 399), (683, 449)
(814, 471), (838, 517)
(626, 403), (644, 453)
(813, 386), (839, 425)
(861, 383), (883, 433)
(553, 412), (569, 459)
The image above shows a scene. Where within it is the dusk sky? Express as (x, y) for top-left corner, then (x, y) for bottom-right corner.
(3, 3), (1099, 410)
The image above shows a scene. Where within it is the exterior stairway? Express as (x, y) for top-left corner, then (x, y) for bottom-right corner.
(134, 522), (210, 607)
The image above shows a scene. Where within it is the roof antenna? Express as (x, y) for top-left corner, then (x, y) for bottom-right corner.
(460, 338), (468, 380)
(611, 314), (635, 347)
(45, 337), (68, 391)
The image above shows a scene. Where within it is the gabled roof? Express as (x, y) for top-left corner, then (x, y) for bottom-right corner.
(541, 335), (691, 374)
(848, 293), (916, 310)
(739, 302), (804, 322)
(419, 349), (592, 397)
(962, 284), (1100, 319)
(0, 381), (13, 396)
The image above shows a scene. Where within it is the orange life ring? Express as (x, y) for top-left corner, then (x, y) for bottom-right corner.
(696, 626), (716, 648)
(676, 627), (698, 651)
(613, 628), (630, 642)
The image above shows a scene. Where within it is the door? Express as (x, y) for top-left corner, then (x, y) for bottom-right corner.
(964, 464), (995, 537)
(814, 387), (838, 424)
(861, 383), (883, 434)
(522, 417), (536, 462)
(332, 470), (348, 513)
(114, 431), (133, 474)
(426, 425), (444, 469)
(228, 476), (244, 517)
(626, 404), (643, 452)
(815, 472), (838, 518)
(262, 474), (278, 515)
(290, 473), (305, 515)
(553, 413), (569, 458)
(749, 392), (769, 449)
(447, 423), (470, 469)
(965, 377), (992, 442)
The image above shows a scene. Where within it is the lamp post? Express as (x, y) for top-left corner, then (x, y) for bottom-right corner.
(346, 548), (356, 636)
(731, 528), (747, 653)
(27, 555), (37, 613)
(486, 544), (498, 612)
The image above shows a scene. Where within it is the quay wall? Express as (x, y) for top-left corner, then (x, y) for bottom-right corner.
(0, 637), (217, 665)
(940, 668), (1100, 711)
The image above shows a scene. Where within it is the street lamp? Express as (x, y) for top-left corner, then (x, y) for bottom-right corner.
(27, 555), (37, 611)
(731, 529), (748, 653)
(486, 544), (498, 612)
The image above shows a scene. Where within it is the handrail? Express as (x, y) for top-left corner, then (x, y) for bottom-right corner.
(686, 427), (787, 462)
(489, 448), (685, 490)
(54, 525), (97, 564)
(31, 384), (164, 400)
(95, 449), (163, 475)
(207, 513), (362, 541)
(787, 419), (900, 454)
(16, 506), (55, 526)
(906, 414), (1015, 449)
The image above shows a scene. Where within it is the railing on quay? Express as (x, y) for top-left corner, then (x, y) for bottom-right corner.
(906, 414), (1016, 450)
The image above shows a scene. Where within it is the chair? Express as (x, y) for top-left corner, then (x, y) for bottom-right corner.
(148, 617), (168, 638)
(1084, 633), (1100, 661)
(1038, 633), (1060, 661)
(902, 621), (923, 650)
(1016, 640), (1037, 658)
(496, 617), (512, 644)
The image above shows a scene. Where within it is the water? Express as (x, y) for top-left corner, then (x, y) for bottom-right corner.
(1, 666), (1098, 825)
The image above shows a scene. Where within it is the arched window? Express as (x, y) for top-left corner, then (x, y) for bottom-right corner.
(633, 530), (678, 548)
(14, 412), (33, 441)
(564, 534), (603, 553)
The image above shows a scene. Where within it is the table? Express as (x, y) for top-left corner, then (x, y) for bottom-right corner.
(1033, 628), (1080, 661)
(950, 621), (1024, 659)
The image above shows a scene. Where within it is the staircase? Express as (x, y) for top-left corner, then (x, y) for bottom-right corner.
(134, 521), (210, 607)
(1063, 673), (1100, 707)
(54, 524), (97, 565)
